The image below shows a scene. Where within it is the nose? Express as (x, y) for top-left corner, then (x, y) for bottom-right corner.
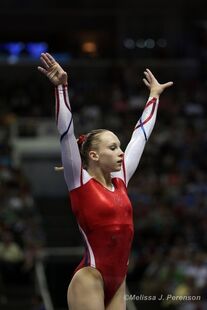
(119, 149), (124, 157)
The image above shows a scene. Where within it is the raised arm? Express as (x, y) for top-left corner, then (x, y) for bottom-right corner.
(38, 53), (90, 191)
(112, 69), (173, 186)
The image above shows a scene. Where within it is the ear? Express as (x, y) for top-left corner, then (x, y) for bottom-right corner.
(88, 150), (99, 161)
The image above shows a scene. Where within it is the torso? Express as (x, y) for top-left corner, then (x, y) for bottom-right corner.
(70, 177), (133, 234)
(69, 177), (134, 305)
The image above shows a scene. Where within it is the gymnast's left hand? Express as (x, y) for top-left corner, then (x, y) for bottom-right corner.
(143, 68), (173, 97)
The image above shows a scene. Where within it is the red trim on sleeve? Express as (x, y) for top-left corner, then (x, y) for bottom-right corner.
(134, 97), (157, 130)
(122, 156), (127, 185)
(63, 86), (71, 112)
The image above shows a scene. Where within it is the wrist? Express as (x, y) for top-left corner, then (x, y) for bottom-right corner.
(55, 85), (68, 92)
(149, 92), (159, 98)
(55, 83), (68, 88)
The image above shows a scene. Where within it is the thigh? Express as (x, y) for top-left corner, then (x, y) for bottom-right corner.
(106, 280), (126, 310)
(67, 267), (105, 310)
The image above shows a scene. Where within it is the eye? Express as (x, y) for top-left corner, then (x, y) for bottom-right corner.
(110, 145), (116, 150)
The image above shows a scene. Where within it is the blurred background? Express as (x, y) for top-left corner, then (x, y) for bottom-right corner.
(1, 1), (207, 309)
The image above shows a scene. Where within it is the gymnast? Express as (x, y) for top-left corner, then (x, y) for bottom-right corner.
(38, 52), (173, 310)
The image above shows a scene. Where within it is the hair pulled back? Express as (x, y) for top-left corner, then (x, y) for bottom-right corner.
(77, 129), (107, 169)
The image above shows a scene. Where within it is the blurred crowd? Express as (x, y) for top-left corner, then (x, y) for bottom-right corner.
(0, 60), (207, 309)
(0, 114), (45, 306)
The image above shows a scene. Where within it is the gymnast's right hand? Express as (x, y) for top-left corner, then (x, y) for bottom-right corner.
(38, 52), (68, 86)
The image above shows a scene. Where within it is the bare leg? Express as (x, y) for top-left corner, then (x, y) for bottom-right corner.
(67, 267), (105, 310)
(106, 280), (126, 310)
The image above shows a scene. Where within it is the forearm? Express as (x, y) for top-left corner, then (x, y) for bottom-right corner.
(55, 85), (82, 191)
(55, 84), (76, 140)
(133, 96), (159, 142)
(124, 96), (159, 184)
(122, 69), (173, 185)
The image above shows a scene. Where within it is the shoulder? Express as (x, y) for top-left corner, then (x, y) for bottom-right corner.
(69, 178), (95, 195)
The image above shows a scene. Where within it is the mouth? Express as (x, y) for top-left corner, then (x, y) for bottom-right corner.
(117, 160), (123, 164)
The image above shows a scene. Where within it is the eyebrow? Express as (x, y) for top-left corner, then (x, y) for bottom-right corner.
(110, 141), (121, 146)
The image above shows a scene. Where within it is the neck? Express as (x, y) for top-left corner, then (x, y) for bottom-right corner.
(87, 166), (112, 189)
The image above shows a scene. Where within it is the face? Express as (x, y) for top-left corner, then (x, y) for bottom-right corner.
(89, 131), (124, 172)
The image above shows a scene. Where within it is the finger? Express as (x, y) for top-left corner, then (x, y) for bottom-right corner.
(144, 72), (151, 84)
(146, 68), (156, 81)
(163, 81), (173, 89)
(144, 71), (149, 77)
(46, 53), (56, 64)
(40, 56), (50, 68)
(144, 70), (152, 81)
(37, 66), (48, 75)
(143, 78), (150, 88)
(41, 53), (55, 67)
(146, 68), (153, 76)
(54, 166), (64, 171)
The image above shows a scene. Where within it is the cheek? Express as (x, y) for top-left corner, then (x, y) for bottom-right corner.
(100, 152), (115, 163)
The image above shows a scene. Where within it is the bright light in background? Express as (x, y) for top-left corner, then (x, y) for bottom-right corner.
(81, 41), (97, 54)
(26, 42), (48, 58)
(0, 41), (49, 63)
(4, 42), (25, 64)
(4, 42), (25, 56)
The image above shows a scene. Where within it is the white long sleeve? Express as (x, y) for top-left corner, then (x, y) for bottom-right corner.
(55, 85), (91, 191)
(111, 97), (159, 186)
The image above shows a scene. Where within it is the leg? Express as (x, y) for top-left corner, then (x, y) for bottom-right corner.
(106, 280), (126, 310)
(67, 267), (105, 310)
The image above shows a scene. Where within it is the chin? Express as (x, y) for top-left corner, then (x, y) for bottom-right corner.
(113, 166), (122, 172)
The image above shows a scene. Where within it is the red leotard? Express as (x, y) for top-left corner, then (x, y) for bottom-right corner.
(70, 177), (133, 304)
(55, 85), (158, 305)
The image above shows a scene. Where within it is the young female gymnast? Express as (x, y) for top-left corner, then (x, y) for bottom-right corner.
(38, 53), (173, 310)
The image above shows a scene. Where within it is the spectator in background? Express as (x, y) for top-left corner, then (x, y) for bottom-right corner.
(0, 230), (24, 284)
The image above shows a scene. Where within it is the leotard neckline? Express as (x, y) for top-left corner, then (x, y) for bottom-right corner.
(92, 178), (115, 192)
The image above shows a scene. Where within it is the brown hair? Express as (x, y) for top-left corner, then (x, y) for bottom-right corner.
(78, 129), (107, 169)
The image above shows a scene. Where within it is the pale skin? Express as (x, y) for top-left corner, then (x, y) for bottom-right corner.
(38, 52), (173, 310)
